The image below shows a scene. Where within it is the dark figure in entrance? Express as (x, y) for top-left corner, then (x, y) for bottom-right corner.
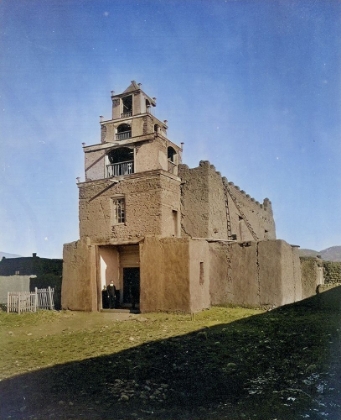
(102, 285), (109, 309)
(129, 281), (139, 310)
(115, 288), (120, 308)
(107, 281), (116, 309)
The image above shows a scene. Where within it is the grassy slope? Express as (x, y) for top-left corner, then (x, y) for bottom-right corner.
(1, 288), (341, 420)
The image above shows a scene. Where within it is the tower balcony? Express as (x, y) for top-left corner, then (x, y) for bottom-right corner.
(106, 160), (134, 178)
(116, 131), (132, 140)
(121, 111), (132, 118)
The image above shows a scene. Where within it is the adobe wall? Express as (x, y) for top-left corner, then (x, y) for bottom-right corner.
(209, 242), (232, 305)
(300, 257), (324, 298)
(139, 236), (191, 312)
(222, 178), (276, 241)
(258, 240), (302, 307)
(160, 175), (181, 237)
(79, 171), (180, 244)
(188, 240), (211, 312)
(179, 162), (210, 238)
(229, 242), (260, 306)
(179, 161), (276, 242)
(61, 237), (97, 311)
(209, 239), (302, 308)
(0, 275), (31, 304)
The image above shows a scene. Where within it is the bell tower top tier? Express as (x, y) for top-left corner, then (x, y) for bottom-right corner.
(111, 80), (156, 119)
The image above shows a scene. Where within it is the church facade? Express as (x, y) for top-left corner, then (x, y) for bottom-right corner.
(62, 81), (307, 313)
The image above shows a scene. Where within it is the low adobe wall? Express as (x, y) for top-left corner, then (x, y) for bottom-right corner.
(209, 240), (302, 308)
(61, 237), (97, 311)
(140, 236), (210, 313)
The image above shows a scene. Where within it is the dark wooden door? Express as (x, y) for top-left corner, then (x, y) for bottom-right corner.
(123, 267), (140, 307)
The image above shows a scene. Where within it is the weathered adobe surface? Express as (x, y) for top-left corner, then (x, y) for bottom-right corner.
(179, 160), (276, 241)
(209, 240), (302, 308)
(79, 170), (180, 244)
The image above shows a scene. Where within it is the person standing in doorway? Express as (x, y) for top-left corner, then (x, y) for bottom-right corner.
(107, 281), (116, 309)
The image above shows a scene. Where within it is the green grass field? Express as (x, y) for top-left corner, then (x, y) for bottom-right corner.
(1, 288), (341, 419)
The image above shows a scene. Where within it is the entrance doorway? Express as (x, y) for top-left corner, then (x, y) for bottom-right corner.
(123, 267), (140, 309)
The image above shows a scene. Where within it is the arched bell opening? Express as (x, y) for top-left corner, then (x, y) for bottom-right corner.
(106, 147), (134, 177)
(167, 146), (177, 174)
(116, 123), (131, 140)
(167, 146), (177, 163)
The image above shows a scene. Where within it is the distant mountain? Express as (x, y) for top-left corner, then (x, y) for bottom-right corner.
(299, 246), (341, 262)
(0, 252), (22, 260)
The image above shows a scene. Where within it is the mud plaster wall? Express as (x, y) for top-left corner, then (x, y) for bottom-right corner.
(179, 161), (276, 241)
(209, 240), (302, 308)
(179, 163), (210, 238)
(189, 240), (210, 312)
(61, 237), (97, 311)
(140, 237), (191, 312)
(209, 243), (232, 305)
(84, 146), (106, 181)
(79, 171), (180, 243)
(161, 176), (181, 237)
(300, 257), (323, 298)
(228, 242), (260, 306)
(135, 136), (169, 173)
(224, 181), (276, 241)
(0, 275), (31, 304)
(258, 240), (302, 307)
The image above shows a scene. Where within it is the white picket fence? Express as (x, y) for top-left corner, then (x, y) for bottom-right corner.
(7, 287), (55, 314)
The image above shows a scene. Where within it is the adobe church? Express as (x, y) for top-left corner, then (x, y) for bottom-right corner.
(62, 81), (307, 313)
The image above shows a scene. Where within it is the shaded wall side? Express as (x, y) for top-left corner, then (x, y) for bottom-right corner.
(85, 149), (105, 181)
(61, 238), (97, 311)
(292, 247), (303, 301)
(178, 163), (210, 238)
(207, 166), (229, 240)
(189, 240), (210, 312)
(258, 240), (301, 307)
(224, 182), (276, 241)
(300, 257), (323, 298)
(209, 242), (232, 305)
(228, 242), (260, 306)
(140, 237), (190, 312)
(179, 160), (276, 242)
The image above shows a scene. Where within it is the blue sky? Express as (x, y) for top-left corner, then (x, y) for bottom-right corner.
(0, 0), (340, 258)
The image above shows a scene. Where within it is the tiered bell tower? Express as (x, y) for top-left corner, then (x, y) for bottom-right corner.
(84, 81), (182, 182)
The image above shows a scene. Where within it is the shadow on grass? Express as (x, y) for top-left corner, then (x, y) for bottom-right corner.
(1, 288), (341, 420)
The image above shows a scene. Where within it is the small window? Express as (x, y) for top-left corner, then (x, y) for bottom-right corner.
(112, 198), (125, 224)
(199, 262), (204, 285)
